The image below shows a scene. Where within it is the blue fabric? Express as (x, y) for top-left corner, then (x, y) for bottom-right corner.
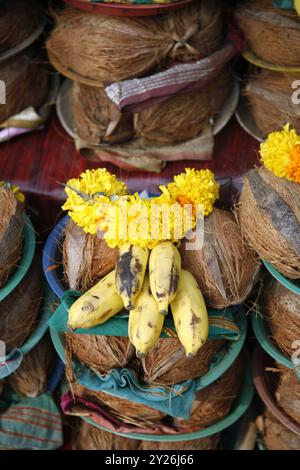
(0, 290), (55, 379)
(73, 361), (195, 420)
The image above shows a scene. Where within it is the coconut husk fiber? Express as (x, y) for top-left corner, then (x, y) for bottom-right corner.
(8, 333), (56, 398)
(134, 68), (231, 146)
(73, 421), (140, 450)
(176, 355), (244, 431)
(142, 339), (225, 385)
(181, 208), (260, 309)
(69, 382), (166, 427)
(0, 52), (49, 124)
(0, 256), (42, 352)
(239, 168), (300, 279)
(245, 70), (300, 137)
(65, 333), (134, 374)
(63, 219), (117, 291)
(235, 0), (300, 67)
(263, 279), (300, 359)
(72, 82), (134, 146)
(0, 185), (24, 288)
(259, 410), (300, 450)
(47, 1), (223, 85)
(0, 0), (41, 53)
(275, 364), (300, 426)
(140, 434), (221, 450)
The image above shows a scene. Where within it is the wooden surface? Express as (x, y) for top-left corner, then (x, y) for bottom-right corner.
(0, 111), (259, 235)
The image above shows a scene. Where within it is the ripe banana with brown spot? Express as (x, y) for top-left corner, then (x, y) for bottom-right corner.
(149, 241), (181, 315)
(68, 270), (123, 329)
(128, 274), (164, 358)
(171, 269), (209, 357)
(115, 243), (149, 310)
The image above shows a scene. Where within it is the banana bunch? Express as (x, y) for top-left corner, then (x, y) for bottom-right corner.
(68, 270), (124, 329)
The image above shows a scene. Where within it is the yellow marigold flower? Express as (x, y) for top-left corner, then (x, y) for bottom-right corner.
(160, 168), (219, 217)
(61, 169), (127, 234)
(260, 124), (300, 183)
(0, 182), (25, 203)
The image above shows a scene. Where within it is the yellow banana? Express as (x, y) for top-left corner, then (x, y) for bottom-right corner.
(149, 241), (181, 315)
(128, 274), (164, 358)
(115, 243), (149, 310)
(171, 269), (209, 357)
(295, 0), (300, 17)
(68, 270), (123, 329)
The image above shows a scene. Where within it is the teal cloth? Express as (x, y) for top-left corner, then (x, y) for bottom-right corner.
(0, 289), (55, 379)
(273, 0), (294, 9)
(48, 290), (241, 340)
(73, 362), (195, 420)
(0, 391), (63, 450)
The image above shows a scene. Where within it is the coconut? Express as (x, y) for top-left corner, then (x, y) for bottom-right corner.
(73, 421), (140, 450)
(8, 333), (56, 398)
(142, 338), (225, 385)
(176, 355), (243, 431)
(140, 434), (221, 450)
(0, 185), (24, 288)
(63, 219), (117, 291)
(47, 1), (223, 85)
(239, 168), (300, 279)
(181, 208), (260, 309)
(263, 279), (300, 359)
(275, 364), (300, 426)
(0, 256), (42, 352)
(261, 410), (300, 450)
(245, 70), (300, 138)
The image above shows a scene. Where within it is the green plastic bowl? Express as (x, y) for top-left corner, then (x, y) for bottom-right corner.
(263, 260), (300, 297)
(252, 313), (293, 370)
(0, 214), (35, 302)
(80, 354), (254, 442)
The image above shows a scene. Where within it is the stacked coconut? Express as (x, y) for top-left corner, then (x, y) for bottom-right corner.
(235, 0), (300, 139)
(46, 0), (236, 172)
(46, 177), (261, 450)
(238, 158), (300, 447)
(0, 184), (62, 450)
(0, 0), (55, 143)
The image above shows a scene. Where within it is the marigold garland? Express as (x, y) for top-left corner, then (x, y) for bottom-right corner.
(260, 124), (300, 184)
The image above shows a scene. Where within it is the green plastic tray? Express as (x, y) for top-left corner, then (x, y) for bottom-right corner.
(263, 260), (300, 297)
(0, 214), (35, 302)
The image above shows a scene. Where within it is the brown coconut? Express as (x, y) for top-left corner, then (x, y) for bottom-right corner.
(181, 208), (260, 309)
(47, 1), (223, 85)
(63, 219), (117, 291)
(0, 256), (42, 352)
(66, 333), (134, 375)
(176, 355), (243, 431)
(263, 279), (300, 359)
(0, 53), (49, 124)
(0, 185), (24, 288)
(72, 82), (134, 146)
(8, 333), (56, 398)
(235, 0), (300, 67)
(142, 338), (225, 385)
(140, 434), (221, 450)
(69, 382), (166, 427)
(275, 364), (300, 426)
(73, 421), (140, 450)
(260, 410), (300, 450)
(239, 168), (300, 279)
(245, 70), (300, 138)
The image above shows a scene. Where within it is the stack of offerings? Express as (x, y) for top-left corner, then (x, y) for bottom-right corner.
(0, 183), (63, 450)
(0, 0), (56, 143)
(238, 125), (300, 449)
(46, 0), (239, 172)
(235, 0), (300, 139)
(45, 168), (259, 449)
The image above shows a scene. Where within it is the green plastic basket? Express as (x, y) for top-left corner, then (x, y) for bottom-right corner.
(263, 260), (300, 297)
(252, 314), (293, 370)
(0, 214), (35, 302)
